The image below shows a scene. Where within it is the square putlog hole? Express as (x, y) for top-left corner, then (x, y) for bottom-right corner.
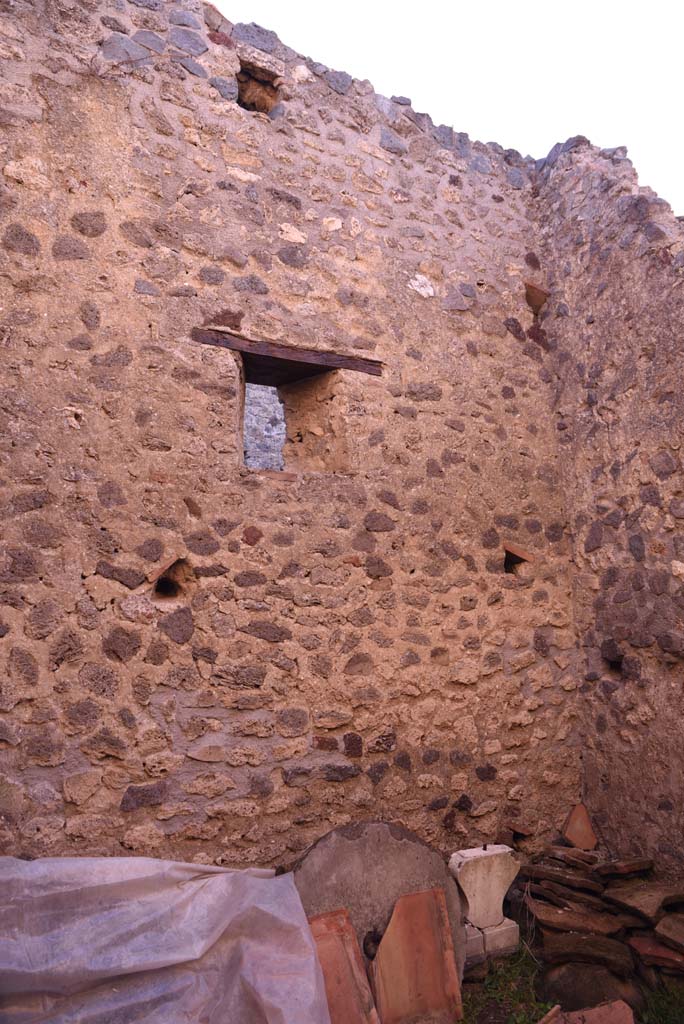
(503, 544), (533, 576)
(237, 60), (280, 114)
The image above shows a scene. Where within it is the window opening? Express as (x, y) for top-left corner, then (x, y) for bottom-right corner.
(191, 326), (382, 474)
(243, 383), (286, 471)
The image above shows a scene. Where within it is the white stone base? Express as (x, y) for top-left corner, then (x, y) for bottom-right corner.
(464, 923), (486, 965)
(464, 917), (519, 968)
(483, 917), (519, 958)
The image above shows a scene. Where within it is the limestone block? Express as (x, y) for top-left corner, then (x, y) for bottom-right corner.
(449, 844), (520, 929)
(464, 923), (485, 966)
(482, 918), (519, 958)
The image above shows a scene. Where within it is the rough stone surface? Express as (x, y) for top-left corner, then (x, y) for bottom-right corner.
(209, 75), (239, 101)
(0, 0), (681, 871)
(538, 965), (643, 1014)
(292, 822), (465, 977)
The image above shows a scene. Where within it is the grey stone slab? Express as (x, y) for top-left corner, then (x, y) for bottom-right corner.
(168, 26), (208, 56)
(178, 56), (207, 78)
(292, 821), (465, 978)
(101, 32), (150, 63)
(131, 30), (166, 54)
(232, 22), (278, 53)
(325, 69), (353, 95)
(470, 154), (493, 175)
(209, 76), (238, 101)
(169, 10), (201, 28)
(380, 127), (408, 156)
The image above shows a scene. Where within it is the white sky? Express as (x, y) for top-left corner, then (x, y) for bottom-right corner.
(216, 0), (683, 215)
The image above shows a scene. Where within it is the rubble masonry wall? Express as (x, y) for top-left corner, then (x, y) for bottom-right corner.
(1, 0), (680, 869)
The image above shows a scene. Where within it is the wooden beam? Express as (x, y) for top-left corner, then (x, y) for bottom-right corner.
(191, 327), (383, 386)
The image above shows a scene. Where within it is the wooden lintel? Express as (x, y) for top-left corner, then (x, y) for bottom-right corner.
(191, 327), (383, 387)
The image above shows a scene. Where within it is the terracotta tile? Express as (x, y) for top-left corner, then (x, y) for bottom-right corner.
(562, 804), (598, 851)
(525, 894), (641, 936)
(605, 879), (684, 924)
(535, 1008), (562, 1024)
(309, 908), (380, 1024)
(655, 911), (684, 952)
(564, 999), (634, 1023)
(628, 933), (684, 971)
(370, 887), (463, 1023)
(595, 858), (653, 878)
(541, 932), (633, 976)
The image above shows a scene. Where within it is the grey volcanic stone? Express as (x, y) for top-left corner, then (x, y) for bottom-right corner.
(470, 154), (493, 175)
(52, 235), (90, 260)
(380, 127), (408, 156)
(292, 821), (465, 978)
(210, 76), (239, 101)
(168, 27), (208, 56)
(178, 57), (207, 78)
(131, 30), (166, 54)
(324, 69), (353, 95)
(442, 288), (470, 312)
(101, 16), (128, 33)
(232, 22), (279, 53)
(507, 168), (526, 189)
(134, 279), (160, 296)
(169, 10), (201, 28)
(101, 32), (150, 62)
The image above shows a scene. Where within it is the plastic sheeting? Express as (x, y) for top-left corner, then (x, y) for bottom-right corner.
(0, 855), (331, 1024)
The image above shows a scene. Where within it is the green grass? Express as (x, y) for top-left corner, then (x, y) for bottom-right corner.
(640, 984), (684, 1024)
(461, 947), (684, 1023)
(462, 946), (554, 1024)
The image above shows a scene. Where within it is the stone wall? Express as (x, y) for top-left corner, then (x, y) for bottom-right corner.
(535, 141), (684, 872)
(243, 384), (286, 470)
(3, 0), (670, 869)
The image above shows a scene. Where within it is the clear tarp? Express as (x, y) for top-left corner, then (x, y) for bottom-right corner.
(0, 855), (331, 1024)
